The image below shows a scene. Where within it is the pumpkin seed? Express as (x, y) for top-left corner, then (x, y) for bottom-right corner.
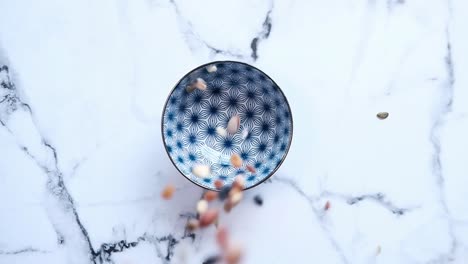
(192, 164), (211, 178)
(227, 115), (240, 134)
(206, 65), (217, 73)
(216, 127), (227, 137)
(197, 199), (209, 214)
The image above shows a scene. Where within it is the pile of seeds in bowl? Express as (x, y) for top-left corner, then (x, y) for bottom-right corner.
(185, 64), (258, 186)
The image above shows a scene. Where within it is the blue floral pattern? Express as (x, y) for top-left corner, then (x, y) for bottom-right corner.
(162, 61), (292, 190)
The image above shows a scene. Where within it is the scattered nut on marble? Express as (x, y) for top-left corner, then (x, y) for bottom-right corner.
(246, 164), (256, 174)
(199, 208), (219, 227)
(197, 199), (209, 215)
(229, 191), (243, 207)
(192, 164), (211, 178)
(324, 200), (331, 211)
(227, 115), (240, 134)
(204, 191), (218, 202)
(230, 153), (243, 168)
(253, 195), (263, 206)
(377, 112), (389, 119)
(186, 219), (199, 231)
(216, 126), (227, 137)
(206, 64), (217, 73)
(161, 184), (175, 200)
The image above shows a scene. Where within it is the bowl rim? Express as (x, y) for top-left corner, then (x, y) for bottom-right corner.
(161, 60), (294, 191)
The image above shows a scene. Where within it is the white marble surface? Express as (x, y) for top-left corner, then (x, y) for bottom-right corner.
(1, 0), (468, 263)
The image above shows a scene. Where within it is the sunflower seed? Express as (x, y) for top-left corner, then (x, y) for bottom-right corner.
(241, 128), (249, 139)
(161, 184), (175, 200)
(230, 154), (243, 168)
(227, 115), (240, 134)
(192, 164), (211, 178)
(203, 255), (221, 264)
(253, 195), (263, 206)
(216, 127), (227, 137)
(206, 64), (217, 73)
(197, 199), (209, 214)
(219, 185), (232, 201)
(377, 112), (389, 120)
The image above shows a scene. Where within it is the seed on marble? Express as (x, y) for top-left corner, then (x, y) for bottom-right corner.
(194, 78), (207, 91)
(232, 175), (245, 190)
(192, 164), (211, 178)
(186, 219), (199, 231)
(197, 199), (209, 215)
(204, 191), (218, 202)
(246, 164), (256, 174)
(161, 184), (175, 200)
(216, 127), (227, 137)
(324, 201), (331, 211)
(216, 226), (229, 249)
(253, 195), (263, 206)
(214, 179), (224, 190)
(376, 245), (381, 255)
(199, 208), (219, 227)
(202, 255), (221, 264)
(241, 128), (249, 139)
(230, 153), (243, 168)
(206, 64), (218, 73)
(376, 112), (389, 120)
(225, 244), (242, 264)
(227, 115), (240, 134)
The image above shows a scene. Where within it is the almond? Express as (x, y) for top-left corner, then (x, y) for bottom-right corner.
(194, 78), (207, 91)
(214, 180), (224, 190)
(230, 154), (242, 168)
(204, 191), (218, 202)
(226, 115), (240, 134)
(161, 184), (175, 200)
(246, 164), (256, 174)
(199, 209), (219, 227)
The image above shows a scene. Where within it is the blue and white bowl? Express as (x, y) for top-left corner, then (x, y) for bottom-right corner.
(162, 61), (293, 190)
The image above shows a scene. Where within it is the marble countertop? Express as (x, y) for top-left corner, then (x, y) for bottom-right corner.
(1, 0), (468, 263)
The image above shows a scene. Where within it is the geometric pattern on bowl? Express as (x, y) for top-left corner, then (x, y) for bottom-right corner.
(162, 61), (293, 190)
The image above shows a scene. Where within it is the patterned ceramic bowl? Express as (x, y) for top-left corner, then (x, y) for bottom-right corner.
(162, 61), (292, 190)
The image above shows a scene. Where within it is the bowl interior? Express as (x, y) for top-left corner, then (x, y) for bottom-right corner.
(162, 61), (292, 190)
